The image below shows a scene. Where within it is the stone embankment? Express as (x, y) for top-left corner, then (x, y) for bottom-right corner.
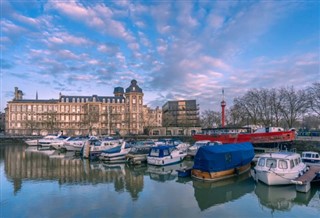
(1, 135), (320, 153)
(293, 137), (320, 153)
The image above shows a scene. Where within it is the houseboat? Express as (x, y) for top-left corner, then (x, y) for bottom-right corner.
(254, 152), (307, 185)
(192, 127), (295, 148)
(191, 142), (254, 181)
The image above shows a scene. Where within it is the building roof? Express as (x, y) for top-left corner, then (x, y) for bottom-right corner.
(8, 99), (59, 103)
(125, 79), (142, 93)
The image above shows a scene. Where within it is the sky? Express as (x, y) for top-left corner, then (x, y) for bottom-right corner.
(1, 0), (319, 113)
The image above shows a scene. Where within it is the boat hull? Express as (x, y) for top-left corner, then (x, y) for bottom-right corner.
(193, 131), (295, 147)
(254, 169), (303, 185)
(126, 154), (148, 165)
(147, 154), (186, 166)
(191, 163), (251, 182)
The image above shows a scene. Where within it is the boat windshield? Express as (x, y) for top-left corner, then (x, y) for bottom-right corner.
(266, 158), (277, 168)
(150, 148), (160, 157)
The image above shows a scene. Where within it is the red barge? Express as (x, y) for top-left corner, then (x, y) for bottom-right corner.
(192, 127), (296, 149)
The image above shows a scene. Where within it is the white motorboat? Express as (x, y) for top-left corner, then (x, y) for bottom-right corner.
(24, 134), (62, 146)
(38, 135), (69, 150)
(254, 152), (307, 185)
(187, 140), (221, 157)
(50, 136), (72, 150)
(81, 138), (121, 160)
(147, 145), (187, 166)
(99, 141), (133, 163)
(64, 136), (93, 151)
(126, 145), (153, 165)
(301, 151), (320, 166)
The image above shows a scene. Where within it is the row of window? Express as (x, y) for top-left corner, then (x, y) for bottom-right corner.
(10, 114), (129, 122)
(10, 104), (128, 113)
(60, 96), (143, 104)
(61, 97), (125, 103)
(257, 157), (301, 169)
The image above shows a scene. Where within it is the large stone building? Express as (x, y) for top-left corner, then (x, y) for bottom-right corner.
(5, 80), (147, 136)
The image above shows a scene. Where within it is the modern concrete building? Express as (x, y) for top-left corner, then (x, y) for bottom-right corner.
(162, 100), (200, 128)
(5, 80), (146, 136)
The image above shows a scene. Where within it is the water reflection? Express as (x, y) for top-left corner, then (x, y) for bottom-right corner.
(192, 171), (255, 211)
(146, 161), (193, 182)
(3, 144), (145, 200)
(255, 182), (318, 212)
(2, 144), (319, 214)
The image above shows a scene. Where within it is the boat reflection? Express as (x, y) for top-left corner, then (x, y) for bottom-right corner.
(4, 144), (145, 200)
(255, 182), (318, 212)
(193, 171), (254, 211)
(146, 160), (193, 182)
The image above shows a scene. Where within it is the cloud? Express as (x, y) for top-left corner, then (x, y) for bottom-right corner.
(46, 31), (92, 46)
(48, 1), (135, 42)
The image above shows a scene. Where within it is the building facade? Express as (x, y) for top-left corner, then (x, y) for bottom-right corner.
(5, 80), (145, 136)
(162, 100), (200, 128)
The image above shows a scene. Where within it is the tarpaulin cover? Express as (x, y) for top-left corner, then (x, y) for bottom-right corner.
(193, 142), (254, 172)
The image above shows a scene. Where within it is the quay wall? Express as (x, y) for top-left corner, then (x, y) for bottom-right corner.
(1, 135), (320, 152)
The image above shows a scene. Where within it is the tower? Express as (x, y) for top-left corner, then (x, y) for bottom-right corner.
(125, 80), (144, 134)
(221, 88), (226, 127)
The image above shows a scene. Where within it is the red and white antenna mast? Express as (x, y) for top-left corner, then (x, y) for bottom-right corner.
(221, 88), (226, 127)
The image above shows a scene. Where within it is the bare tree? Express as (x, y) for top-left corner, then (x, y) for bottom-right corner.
(308, 82), (320, 116)
(24, 119), (38, 135)
(43, 111), (58, 134)
(279, 86), (309, 128)
(200, 110), (221, 128)
(82, 104), (100, 135)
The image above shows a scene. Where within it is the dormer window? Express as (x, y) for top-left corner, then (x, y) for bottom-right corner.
(133, 87), (135, 91)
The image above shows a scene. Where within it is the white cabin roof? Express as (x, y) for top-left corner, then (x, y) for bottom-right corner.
(259, 152), (300, 159)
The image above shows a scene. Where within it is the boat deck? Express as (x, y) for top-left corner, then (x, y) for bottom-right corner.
(294, 165), (320, 184)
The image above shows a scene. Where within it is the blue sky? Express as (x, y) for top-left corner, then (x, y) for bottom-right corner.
(1, 0), (319, 112)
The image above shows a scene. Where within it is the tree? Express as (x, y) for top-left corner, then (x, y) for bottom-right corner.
(279, 86), (309, 128)
(82, 104), (100, 135)
(200, 110), (221, 128)
(308, 82), (320, 116)
(43, 111), (58, 134)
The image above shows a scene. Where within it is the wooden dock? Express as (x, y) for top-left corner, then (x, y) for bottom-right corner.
(292, 165), (320, 193)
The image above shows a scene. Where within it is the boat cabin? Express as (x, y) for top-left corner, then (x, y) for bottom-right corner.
(149, 146), (176, 158)
(256, 152), (302, 170)
(301, 151), (320, 166)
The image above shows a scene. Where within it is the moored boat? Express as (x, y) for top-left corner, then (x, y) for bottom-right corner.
(99, 141), (133, 163)
(301, 151), (320, 166)
(147, 145), (187, 166)
(253, 152), (307, 185)
(81, 138), (123, 160)
(191, 142), (254, 182)
(187, 140), (221, 158)
(126, 145), (153, 165)
(193, 127), (295, 148)
(64, 136), (92, 151)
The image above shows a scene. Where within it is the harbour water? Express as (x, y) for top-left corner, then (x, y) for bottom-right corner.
(1, 143), (319, 218)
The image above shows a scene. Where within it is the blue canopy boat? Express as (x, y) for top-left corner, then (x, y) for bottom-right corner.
(192, 142), (254, 181)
